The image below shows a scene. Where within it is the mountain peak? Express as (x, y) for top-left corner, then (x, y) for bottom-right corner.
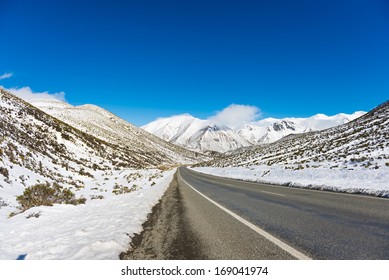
(143, 110), (367, 153)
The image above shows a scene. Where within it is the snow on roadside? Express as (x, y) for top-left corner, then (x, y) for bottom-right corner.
(192, 166), (389, 197)
(0, 169), (175, 260)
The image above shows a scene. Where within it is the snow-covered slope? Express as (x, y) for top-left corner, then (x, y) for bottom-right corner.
(31, 99), (205, 165)
(143, 112), (365, 153)
(195, 100), (389, 196)
(142, 114), (251, 153)
(0, 88), (135, 181)
(0, 88), (195, 259)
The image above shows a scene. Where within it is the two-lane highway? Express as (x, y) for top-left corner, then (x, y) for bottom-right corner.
(178, 167), (389, 259)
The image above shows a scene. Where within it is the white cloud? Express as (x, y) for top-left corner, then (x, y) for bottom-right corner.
(6, 86), (66, 102)
(210, 104), (261, 129)
(0, 72), (13, 80)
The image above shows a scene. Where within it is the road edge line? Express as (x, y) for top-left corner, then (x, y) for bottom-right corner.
(178, 170), (312, 260)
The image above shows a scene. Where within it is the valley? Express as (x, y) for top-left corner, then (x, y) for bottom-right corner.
(0, 87), (388, 260)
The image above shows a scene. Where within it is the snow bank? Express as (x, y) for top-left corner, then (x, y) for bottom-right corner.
(192, 166), (389, 197)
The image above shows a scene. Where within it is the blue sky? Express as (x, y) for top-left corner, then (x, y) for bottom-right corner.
(1, 0), (388, 125)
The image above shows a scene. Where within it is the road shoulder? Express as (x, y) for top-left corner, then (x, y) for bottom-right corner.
(120, 172), (206, 259)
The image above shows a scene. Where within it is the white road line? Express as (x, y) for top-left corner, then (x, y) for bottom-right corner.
(261, 190), (286, 197)
(179, 172), (311, 260)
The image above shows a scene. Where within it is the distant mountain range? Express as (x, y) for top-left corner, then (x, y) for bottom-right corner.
(142, 111), (366, 153)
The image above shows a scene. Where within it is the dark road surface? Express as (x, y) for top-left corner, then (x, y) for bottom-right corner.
(178, 167), (389, 259)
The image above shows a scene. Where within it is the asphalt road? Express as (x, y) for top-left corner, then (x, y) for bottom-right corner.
(178, 167), (389, 259)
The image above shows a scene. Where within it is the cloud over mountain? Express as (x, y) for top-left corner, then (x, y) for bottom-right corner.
(7, 86), (66, 102)
(210, 104), (261, 129)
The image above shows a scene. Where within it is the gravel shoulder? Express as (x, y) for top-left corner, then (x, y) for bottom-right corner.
(120, 172), (206, 259)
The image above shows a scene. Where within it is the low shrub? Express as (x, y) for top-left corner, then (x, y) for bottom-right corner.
(112, 184), (139, 195)
(0, 198), (8, 209)
(0, 167), (9, 178)
(158, 165), (171, 171)
(26, 212), (41, 219)
(16, 183), (85, 211)
(90, 195), (104, 200)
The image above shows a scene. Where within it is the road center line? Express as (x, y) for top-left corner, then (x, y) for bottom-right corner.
(179, 171), (311, 260)
(261, 190), (286, 197)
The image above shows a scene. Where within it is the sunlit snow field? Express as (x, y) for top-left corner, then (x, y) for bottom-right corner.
(0, 168), (175, 260)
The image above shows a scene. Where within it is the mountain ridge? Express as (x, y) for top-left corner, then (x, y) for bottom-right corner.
(29, 98), (206, 166)
(143, 111), (366, 153)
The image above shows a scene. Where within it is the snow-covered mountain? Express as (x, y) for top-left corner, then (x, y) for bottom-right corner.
(237, 112), (365, 144)
(30, 99), (205, 166)
(198, 100), (389, 172)
(143, 111), (365, 153)
(0, 88), (134, 180)
(142, 114), (251, 154)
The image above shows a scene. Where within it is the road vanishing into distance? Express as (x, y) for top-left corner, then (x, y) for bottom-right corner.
(178, 167), (389, 259)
